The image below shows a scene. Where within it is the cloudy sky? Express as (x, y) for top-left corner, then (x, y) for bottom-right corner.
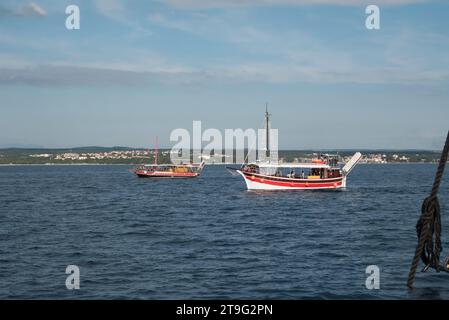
(0, 0), (448, 149)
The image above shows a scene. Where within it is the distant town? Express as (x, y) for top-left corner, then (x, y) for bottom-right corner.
(0, 147), (445, 165)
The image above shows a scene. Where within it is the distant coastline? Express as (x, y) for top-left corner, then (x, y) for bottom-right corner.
(0, 163), (132, 166)
(0, 147), (444, 165)
(0, 161), (440, 167)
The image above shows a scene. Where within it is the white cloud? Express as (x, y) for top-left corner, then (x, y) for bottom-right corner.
(161, 0), (429, 9)
(0, 54), (35, 69)
(2, 2), (448, 87)
(1, 56), (448, 87)
(20, 2), (46, 16)
(94, 0), (125, 20)
(0, 65), (206, 86)
(0, 2), (47, 17)
(148, 11), (271, 45)
(93, 0), (153, 38)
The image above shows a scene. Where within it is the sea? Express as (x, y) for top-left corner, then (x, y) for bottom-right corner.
(0, 164), (448, 299)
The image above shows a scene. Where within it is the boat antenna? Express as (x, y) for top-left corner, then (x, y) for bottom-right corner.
(265, 103), (270, 159)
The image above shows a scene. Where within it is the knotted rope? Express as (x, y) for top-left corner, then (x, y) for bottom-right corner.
(407, 131), (449, 288)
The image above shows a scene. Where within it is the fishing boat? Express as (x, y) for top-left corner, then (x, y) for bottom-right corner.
(133, 136), (205, 178)
(230, 109), (362, 190)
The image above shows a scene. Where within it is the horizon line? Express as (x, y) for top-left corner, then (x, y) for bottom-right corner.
(0, 146), (443, 152)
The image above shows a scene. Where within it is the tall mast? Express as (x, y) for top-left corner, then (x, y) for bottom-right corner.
(265, 103), (270, 159)
(154, 136), (158, 165)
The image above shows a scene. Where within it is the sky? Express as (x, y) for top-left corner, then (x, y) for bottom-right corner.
(0, 0), (448, 149)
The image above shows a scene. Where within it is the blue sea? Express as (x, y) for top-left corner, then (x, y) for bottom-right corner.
(0, 164), (448, 299)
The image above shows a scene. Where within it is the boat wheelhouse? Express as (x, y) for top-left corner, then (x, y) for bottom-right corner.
(232, 109), (362, 190)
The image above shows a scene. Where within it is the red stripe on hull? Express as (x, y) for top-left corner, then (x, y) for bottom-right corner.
(245, 175), (343, 188)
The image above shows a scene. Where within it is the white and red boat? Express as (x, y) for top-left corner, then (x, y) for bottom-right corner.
(232, 110), (362, 190)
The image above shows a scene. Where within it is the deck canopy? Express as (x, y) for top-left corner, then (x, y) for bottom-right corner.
(255, 162), (331, 169)
(141, 163), (200, 167)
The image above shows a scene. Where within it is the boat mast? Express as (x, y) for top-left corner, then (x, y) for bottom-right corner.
(265, 103), (270, 159)
(155, 136), (158, 165)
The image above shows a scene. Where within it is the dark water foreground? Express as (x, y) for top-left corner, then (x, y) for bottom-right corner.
(0, 164), (448, 299)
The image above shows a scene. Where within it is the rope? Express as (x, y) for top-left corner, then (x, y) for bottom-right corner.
(407, 130), (449, 288)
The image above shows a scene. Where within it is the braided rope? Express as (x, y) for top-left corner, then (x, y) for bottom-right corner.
(407, 131), (449, 288)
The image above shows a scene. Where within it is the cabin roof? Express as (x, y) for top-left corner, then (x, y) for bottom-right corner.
(142, 163), (200, 167)
(255, 162), (331, 169)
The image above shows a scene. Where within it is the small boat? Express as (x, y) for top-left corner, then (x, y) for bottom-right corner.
(133, 161), (205, 178)
(230, 108), (362, 190)
(133, 136), (205, 178)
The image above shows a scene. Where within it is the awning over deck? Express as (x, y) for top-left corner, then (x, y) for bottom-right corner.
(255, 162), (331, 169)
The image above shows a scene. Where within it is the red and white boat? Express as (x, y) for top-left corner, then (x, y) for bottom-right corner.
(236, 155), (361, 190)
(232, 110), (362, 190)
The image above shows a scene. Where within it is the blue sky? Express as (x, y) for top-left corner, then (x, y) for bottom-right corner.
(0, 0), (448, 149)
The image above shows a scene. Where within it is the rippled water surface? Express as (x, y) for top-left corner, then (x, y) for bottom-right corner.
(1, 164), (449, 299)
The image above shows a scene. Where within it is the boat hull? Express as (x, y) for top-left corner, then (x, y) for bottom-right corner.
(237, 170), (346, 190)
(134, 170), (199, 178)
